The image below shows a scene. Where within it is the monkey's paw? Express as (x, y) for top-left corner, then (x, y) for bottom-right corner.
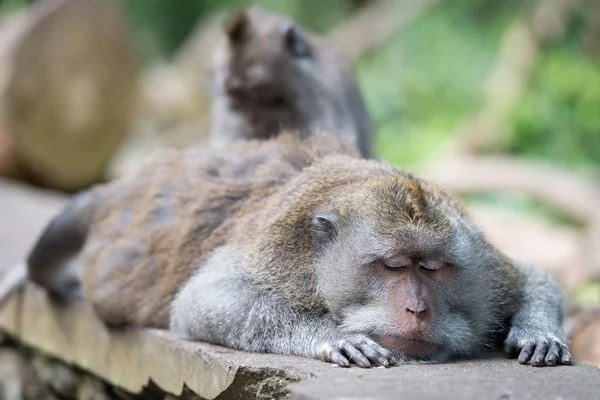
(503, 327), (571, 367)
(315, 335), (397, 368)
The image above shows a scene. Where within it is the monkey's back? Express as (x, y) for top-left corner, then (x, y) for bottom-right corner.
(78, 132), (356, 328)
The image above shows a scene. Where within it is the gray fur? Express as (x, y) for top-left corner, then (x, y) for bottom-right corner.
(504, 261), (570, 366)
(25, 191), (97, 301)
(170, 246), (391, 367)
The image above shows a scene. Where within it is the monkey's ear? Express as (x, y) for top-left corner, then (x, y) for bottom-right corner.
(312, 213), (337, 249)
(225, 9), (249, 42)
(282, 23), (311, 58)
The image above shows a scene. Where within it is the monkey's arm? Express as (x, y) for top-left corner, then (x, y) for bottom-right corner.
(504, 262), (571, 367)
(170, 247), (396, 368)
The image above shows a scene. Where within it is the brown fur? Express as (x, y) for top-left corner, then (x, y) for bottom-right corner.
(80, 130), (518, 328)
(79, 132), (357, 327)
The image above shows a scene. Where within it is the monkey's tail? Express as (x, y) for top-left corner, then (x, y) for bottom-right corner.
(25, 191), (97, 302)
(0, 263), (27, 306)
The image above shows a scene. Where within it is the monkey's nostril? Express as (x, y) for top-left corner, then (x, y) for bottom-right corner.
(406, 307), (427, 318)
(225, 76), (244, 93)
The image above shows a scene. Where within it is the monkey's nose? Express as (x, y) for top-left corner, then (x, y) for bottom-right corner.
(406, 305), (427, 319)
(225, 76), (244, 94)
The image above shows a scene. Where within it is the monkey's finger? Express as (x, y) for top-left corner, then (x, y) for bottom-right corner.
(330, 350), (351, 368)
(355, 341), (389, 367)
(364, 339), (396, 365)
(340, 340), (371, 368)
(317, 344), (350, 367)
(544, 342), (560, 366)
(517, 343), (534, 364)
(560, 345), (572, 365)
(502, 340), (518, 358)
(530, 341), (550, 367)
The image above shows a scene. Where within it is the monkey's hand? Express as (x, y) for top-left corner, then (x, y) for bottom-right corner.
(315, 335), (397, 368)
(506, 261), (572, 367)
(503, 326), (571, 367)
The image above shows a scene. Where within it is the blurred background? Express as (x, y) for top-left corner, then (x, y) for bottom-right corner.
(0, 0), (599, 371)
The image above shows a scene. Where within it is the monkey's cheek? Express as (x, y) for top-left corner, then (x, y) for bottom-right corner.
(376, 335), (437, 360)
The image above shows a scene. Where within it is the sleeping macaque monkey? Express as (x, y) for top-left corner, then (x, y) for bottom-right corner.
(209, 7), (374, 158)
(0, 132), (569, 368)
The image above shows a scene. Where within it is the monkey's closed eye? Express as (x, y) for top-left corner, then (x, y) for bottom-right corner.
(419, 261), (444, 271)
(312, 215), (336, 231)
(382, 255), (411, 270)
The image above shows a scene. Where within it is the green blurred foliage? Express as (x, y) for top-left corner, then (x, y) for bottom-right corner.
(573, 282), (600, 306)
(358, 0), (520, 166)
(115, 0), (358, 59)
(508, 49), (600, 172)
(0, 0), (29, 14)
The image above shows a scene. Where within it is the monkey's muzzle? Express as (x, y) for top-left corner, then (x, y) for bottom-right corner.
(377, 334), (437, 360)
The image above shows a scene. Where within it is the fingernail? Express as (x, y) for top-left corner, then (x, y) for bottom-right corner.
(379, 358), (389, 367)
(536, 356), (543, 364)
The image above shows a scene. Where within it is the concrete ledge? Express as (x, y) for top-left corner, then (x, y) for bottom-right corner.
(0, 284), (311, 399)
(1, 282), (600, 400)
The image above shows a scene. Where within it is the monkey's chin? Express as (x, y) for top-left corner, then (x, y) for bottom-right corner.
(377, 335), (438, 361)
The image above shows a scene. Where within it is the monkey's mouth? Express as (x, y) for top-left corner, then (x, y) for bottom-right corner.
(377, 334), (437, 359)
(229, 93), (290, 110)
(230, 95), (294, 133)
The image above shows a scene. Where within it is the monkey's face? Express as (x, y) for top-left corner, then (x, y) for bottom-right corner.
(210, 7), (317, 138)
(312, 178), (505, 363)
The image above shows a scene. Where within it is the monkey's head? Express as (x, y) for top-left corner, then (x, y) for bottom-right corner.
(309, 171), (512, 363)
(210, 7), (345, 138)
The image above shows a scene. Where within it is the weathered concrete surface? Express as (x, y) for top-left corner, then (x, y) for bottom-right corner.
(0, 282), (311, 399)
(288, 356), (600, 400)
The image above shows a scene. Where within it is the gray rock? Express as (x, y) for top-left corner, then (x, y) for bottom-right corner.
(31, 355), (78, 399)
(77, 376), (111, 400)
(0, 349), (58, 400)
(0, 350), (23, 400)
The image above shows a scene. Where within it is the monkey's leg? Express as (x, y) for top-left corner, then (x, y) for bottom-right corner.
(170, 248), (396, 368)
(25, 192), (95, 302)
(504, 262), (572, 367)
